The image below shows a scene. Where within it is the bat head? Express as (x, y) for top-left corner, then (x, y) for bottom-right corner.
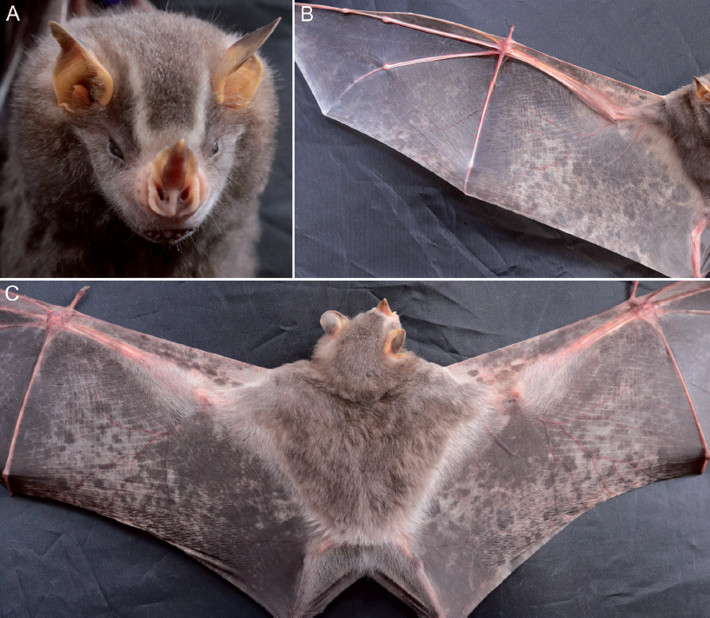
(313, 299), (413, 402)
(45, 11), (278, 243)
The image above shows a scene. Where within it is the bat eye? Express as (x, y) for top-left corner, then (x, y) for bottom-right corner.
(107, 137), (124, 161)
(209, 139), (221, 157)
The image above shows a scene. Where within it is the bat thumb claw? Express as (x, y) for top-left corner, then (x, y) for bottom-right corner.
(69, 286), (90, 309)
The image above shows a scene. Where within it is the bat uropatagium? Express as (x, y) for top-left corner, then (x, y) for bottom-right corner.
(295, 2), (710, 278)
(0, 1), (280, 277)
(1, 282), (709, 616)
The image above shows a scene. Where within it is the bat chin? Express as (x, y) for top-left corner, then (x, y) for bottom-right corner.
(121, 203), (202, 244)
(140, 227), (196, 244)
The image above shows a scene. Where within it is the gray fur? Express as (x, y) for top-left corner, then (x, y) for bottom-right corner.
(225, 305), (490, 548)
(3, 285), (708, 616)
(0, 9), (277, 276)
(661, 74), (710, 195)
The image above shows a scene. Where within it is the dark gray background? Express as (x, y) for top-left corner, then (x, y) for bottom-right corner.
(0, 0), (292, 277)
(295, 0), (710, 277)
(1, 280), (709, 616)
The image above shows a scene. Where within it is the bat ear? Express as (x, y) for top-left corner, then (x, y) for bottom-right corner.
(375, 299), (394, 316)
(320, 310), (347, 336)
(385, 328), (406, 356)
(212, 18), (280, 109)
(49, 21), (114, 112)
(693, 76), (710, 102)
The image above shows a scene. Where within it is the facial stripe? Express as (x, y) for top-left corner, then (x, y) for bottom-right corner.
(184, 67), (210, 149)
(127, 59), (151, 153)
(128, 45), (210, 155)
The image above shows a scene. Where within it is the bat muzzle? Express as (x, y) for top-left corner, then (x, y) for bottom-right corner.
(137, 139), (208, 221)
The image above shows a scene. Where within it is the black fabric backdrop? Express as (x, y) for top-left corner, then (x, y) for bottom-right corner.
(0, 0), (292, 277)
(0, 280), (709, 616)
(294, 0), (710, 277)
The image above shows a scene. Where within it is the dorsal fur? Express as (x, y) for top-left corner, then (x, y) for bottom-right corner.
(226, 304), (492, 546)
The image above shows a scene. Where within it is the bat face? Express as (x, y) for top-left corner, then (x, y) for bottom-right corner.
(0, 0), (292, 277)
(295, 0), (710, 277)
(47, 12), (276, 243)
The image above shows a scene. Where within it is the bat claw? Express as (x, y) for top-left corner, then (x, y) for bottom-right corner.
(69, 286), (89, 309)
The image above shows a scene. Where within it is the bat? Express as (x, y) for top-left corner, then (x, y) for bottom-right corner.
(0, 0), (291, 277)
(1, 281), (709, 616)
(294, 0), (710, 278)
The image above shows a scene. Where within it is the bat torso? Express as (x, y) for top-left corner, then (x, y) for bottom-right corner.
(229, 351), (489, 548)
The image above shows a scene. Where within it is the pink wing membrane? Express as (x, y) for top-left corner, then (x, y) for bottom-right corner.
(2, 284), (709, 616)
(429, 282), (710, 614)
(295, 5), (710, 277)
(0, 291), (307, 617)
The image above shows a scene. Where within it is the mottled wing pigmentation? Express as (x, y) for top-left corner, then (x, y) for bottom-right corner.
(1, 284), (709, 617)
(0, 292), (308, 617)
(295, 6), (710, 277)
(420, 282), (710, 615)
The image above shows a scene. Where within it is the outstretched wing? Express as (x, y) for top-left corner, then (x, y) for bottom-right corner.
(3, 283), (709, 615)
(418, 282), (710, 615)
(295, 3), (709, 277)
(0, 290), (309, 617)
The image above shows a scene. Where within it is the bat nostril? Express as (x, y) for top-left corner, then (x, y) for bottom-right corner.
(180, 187), (191, 202)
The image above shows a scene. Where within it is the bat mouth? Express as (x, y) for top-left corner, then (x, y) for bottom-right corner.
(140, 228), (196, 244)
